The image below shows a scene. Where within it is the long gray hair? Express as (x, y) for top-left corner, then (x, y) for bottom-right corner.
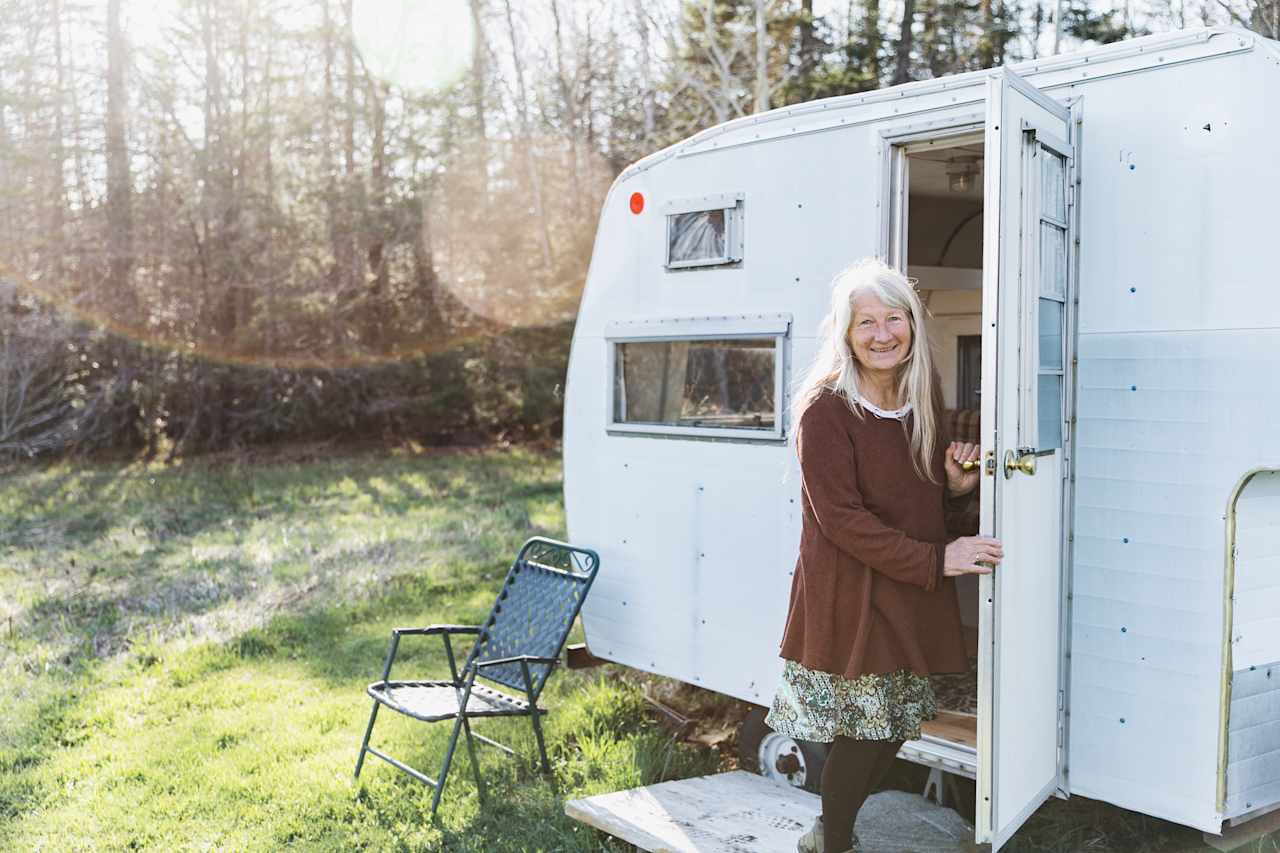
(791, 258), (942, 484)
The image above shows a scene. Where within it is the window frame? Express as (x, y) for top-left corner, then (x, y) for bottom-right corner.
(663, 192), (746, 271)
(605, 314), (790, 442)
(1019, 133), (1073, 451)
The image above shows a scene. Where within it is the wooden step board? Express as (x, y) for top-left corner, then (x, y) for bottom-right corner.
(565, 770), (819, 853)
(565, 771), (976, 853)
(921, 710), (978, 748)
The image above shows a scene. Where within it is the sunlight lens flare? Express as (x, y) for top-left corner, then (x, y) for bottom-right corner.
(352, 0), (473, 94)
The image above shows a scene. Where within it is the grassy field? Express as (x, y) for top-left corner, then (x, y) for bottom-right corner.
(0, 445), (1275, 852)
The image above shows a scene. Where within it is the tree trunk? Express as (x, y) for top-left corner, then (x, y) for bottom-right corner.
(634, 0), (656, 140)
(50, 0), (67, 285)
(106, 0), (133, 319)
(891, 0), (917, 85)
(409, 194), (439, 331)
(753, 0), (769, 113)
(468, 0), (489, 194)
(366, 80), (389, 343)
(550, 0), (582, 210)
(864, 0), (882, 85)
(920, 0), (943, 74)
(797, 0), (818, 83)
(343, 0), (362, 303)
(502, 0), (554, 270)
(323, 0), (343, 350)
(978, 0), (996, 67)
(200, 0), (228, 448)
(263, 19), (277, 356)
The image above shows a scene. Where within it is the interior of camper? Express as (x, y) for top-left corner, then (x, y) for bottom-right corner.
(902, 134), (986, 782)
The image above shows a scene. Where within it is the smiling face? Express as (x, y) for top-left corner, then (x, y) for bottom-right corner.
(847, 290), (913, 377)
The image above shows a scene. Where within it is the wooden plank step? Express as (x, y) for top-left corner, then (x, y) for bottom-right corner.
(921, 710), (978, 748)
(565, 771), (976, 852)
(564, 771), (817, 853)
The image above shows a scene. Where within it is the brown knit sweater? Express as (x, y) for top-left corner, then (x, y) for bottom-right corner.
(777, 389), (972, 679)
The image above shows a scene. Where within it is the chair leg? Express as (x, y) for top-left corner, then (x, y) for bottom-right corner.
(354, 701), (381, 779)
(460, 717), (486, 805)
(528, 710), (552, 777)
(429, 715), (467, 820)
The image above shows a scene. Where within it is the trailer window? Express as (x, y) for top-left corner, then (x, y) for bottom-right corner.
(612, 338), (778, 435)
(664, 193), (744, 270)
(669, 210), (727, 265)
(1036, 147), (1069, 450)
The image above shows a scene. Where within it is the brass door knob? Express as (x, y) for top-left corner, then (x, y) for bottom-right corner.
(1003, 448), (1037, 479)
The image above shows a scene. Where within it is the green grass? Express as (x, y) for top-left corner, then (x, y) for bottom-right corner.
(0, 446), (716, 851)
(0, 445), (1275, 852)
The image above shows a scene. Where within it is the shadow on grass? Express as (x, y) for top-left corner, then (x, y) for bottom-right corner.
(224, 568), (506, 687)
(208, 567), (709, 852)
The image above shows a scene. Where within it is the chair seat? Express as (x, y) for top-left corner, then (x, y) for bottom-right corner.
(367, 679), (546, 723)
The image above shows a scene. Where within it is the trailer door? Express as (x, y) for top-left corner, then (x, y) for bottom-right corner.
(976, 67), (1075, 851)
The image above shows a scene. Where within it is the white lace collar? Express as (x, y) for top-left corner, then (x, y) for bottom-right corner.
(852, 391), (912, 420)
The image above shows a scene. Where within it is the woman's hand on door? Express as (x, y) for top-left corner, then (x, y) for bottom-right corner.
(945, 441), (981, 496)
(944, 536), (1004, 577)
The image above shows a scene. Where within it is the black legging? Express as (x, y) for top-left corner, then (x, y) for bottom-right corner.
(821, 736), (904, 851)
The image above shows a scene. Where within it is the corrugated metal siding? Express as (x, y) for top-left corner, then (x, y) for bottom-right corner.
(1225, 472), (1280, 818)
(1070, 330), (1280, 833)
(1227, 664), (1280, 817)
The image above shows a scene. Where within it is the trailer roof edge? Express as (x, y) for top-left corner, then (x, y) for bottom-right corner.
(614, 27), (1264, 184)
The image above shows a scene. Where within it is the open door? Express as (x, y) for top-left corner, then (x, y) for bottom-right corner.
(975, 68), (1076, 850)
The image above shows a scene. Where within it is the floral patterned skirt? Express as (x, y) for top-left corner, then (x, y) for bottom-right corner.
(764, 659), (937, 743)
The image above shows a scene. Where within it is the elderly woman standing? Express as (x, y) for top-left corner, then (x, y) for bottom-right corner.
(765, 259), (1003, 853)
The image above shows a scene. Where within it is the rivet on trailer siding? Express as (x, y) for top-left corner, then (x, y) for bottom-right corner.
(1130, 287), (1137, 293)
(1120, 718), (1126, 724)
(1121, 627), (1127, 633)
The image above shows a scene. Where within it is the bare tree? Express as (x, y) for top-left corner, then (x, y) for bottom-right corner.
(106, 0), (133, 317)
(865, 0), (883, 83)
(754, 0), (770, 112)
(502, 0), (554, 270)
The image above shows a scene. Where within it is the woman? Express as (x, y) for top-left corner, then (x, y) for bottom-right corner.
(765, 258), (1003, 853)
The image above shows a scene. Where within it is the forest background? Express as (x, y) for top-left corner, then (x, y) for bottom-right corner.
(2, 0), (1276, 460)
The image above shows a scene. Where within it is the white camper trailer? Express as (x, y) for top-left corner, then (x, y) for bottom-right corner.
(562, 27), (1280, 849)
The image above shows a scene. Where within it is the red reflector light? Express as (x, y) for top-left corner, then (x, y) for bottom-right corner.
(629, 192), (644, 214)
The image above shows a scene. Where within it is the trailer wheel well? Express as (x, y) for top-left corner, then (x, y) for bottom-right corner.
(738, 706), (828, 794)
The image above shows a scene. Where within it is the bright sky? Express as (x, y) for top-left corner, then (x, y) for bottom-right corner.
(126, 0), (475, 95)
(121, 0), (1189, 96)
(351, 0), (473, 92)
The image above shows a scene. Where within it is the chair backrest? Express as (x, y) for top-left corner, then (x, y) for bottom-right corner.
(464, 537), (600, 702)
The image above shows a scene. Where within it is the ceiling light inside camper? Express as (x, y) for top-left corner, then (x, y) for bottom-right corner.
(947, 156), (980, 193)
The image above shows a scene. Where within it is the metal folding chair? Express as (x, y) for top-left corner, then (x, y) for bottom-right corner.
(353, 537), (600, 818)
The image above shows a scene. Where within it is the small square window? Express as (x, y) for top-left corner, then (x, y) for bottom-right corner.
(665, 193), (744, 270)
(668, 209), (727, 265)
